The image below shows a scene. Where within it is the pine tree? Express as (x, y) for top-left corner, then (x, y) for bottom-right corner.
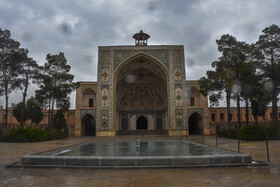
(35, 52), (76, 132)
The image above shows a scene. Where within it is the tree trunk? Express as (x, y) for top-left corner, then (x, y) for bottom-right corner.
(48, 97), (51, 133)
(245, 98), (249, 126)
(237, 94), (241, 152)
(270, 48), (279, 126)
(50, 96), (55, 132)
(226, 90), (231, 138)
(5, 83), (8, 129)
(271, 87), (278, 126)
(20, 73), (29, 127)
(254, 115), (258, 125)
(263, 116), (270, 162)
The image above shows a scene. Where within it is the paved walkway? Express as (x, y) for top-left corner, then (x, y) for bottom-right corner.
(0, 136), (279, 186)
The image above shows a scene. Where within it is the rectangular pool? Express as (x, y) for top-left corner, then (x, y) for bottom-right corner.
(21, 139), (253, 168)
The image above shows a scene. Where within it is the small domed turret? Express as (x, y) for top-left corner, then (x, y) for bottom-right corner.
(132, 30), (150, 46)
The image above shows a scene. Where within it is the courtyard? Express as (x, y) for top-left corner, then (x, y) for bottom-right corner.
(0, 136), (279, 186)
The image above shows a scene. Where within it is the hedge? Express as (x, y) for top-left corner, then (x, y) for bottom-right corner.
(0, 127), (68, 142)
(218, 125), (280, 141)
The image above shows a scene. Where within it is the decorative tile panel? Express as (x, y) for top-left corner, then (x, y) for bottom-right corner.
(100, 110), (109, 130)
(174, 68), (182, 81)
(175, 88), (183, 106)
(80, 109), (96, 118)
(114, 50), (169, 70)
(187, 108), (204, 118)
(173, 50), (181, 65)
(101, 68), (109, 82)
(175, 109), (183, 129)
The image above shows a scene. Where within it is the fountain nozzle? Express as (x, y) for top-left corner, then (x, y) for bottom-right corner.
(136, 139), (140, 149)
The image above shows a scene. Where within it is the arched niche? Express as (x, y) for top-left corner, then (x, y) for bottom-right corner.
(83, 88), (96, 108)
(81, 113), (96, 136)
(188, 112), (203, 135)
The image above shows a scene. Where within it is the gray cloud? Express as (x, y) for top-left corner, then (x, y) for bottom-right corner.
(0, 0), (280, 108)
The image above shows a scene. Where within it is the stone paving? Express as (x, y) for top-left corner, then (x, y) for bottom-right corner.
(0, 136), (280, 186)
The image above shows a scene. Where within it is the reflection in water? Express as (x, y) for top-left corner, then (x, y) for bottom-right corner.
(47, 139), (236, 157)
(118, 142), (130, 156)
(139, 142), (148, 156)
(154, 142), (166, 156)
(188, 143), (205, 155)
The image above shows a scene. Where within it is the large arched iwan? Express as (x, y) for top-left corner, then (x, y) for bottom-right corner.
(114, 53), (168, 134)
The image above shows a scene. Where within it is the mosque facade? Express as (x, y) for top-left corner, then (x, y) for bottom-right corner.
(74, 31), (210, 137)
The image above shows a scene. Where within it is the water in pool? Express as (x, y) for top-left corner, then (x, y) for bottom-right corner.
(42, 139), (234, 157)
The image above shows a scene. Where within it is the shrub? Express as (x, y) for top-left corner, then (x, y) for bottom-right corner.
(218, 125), (280, 141)
(219, 129), (239, 139)
(0, 127), (48, 142)
(240, 125), (264, 141)
(48, 130), (68, 140)
(12, 102), (29, 124)
(0, 127), (68, 142)
(53, 110), (66, 130)
(266, 126), (280, 140)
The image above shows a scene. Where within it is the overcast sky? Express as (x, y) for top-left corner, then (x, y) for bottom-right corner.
(1, 0), (280, 108)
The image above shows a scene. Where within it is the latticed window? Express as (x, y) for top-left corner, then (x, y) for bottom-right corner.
(190, 97), (194, 106)
(89, 98), (93, 107)
(211, 114), (216, 121)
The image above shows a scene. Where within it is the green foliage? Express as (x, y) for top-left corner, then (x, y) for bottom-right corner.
(0, 28), (29, 127)
(53, 110), (66, 130)
(19, 57), (39, 126)
(0, 127), (68, 142)
(0, 127), (48, 142)
(266, 126), (280, 140)
(12, 102), (29, 124)
(12, 98), (43, 126)
(256, 24), (280, 125)
(239, 125), (265, 140)
(219, 129), (239, 139)
(35, 52), (77, 130)
(35, 52), (76, 111)
(48, 130), (68, 140)
(218, 125), (280, 141)
(26, 97), (43, 125)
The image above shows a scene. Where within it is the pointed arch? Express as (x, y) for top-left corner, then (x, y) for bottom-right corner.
(113, 52), (169, 134)
(114, 52), (169, 79)
(137, 116), (148, 130)
(83, 88), (96, 95)
(188, 112), (203, 135)
(81, 113), (96, 136)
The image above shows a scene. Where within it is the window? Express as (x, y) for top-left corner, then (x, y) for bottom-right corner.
(220, 113), (224, 121)
(229, 113), (232, 121)
(89, 98), (93, 107)
(211, 114), (216, 121)
(270, 113), (272, 119)
(190, 97), (194, 106)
